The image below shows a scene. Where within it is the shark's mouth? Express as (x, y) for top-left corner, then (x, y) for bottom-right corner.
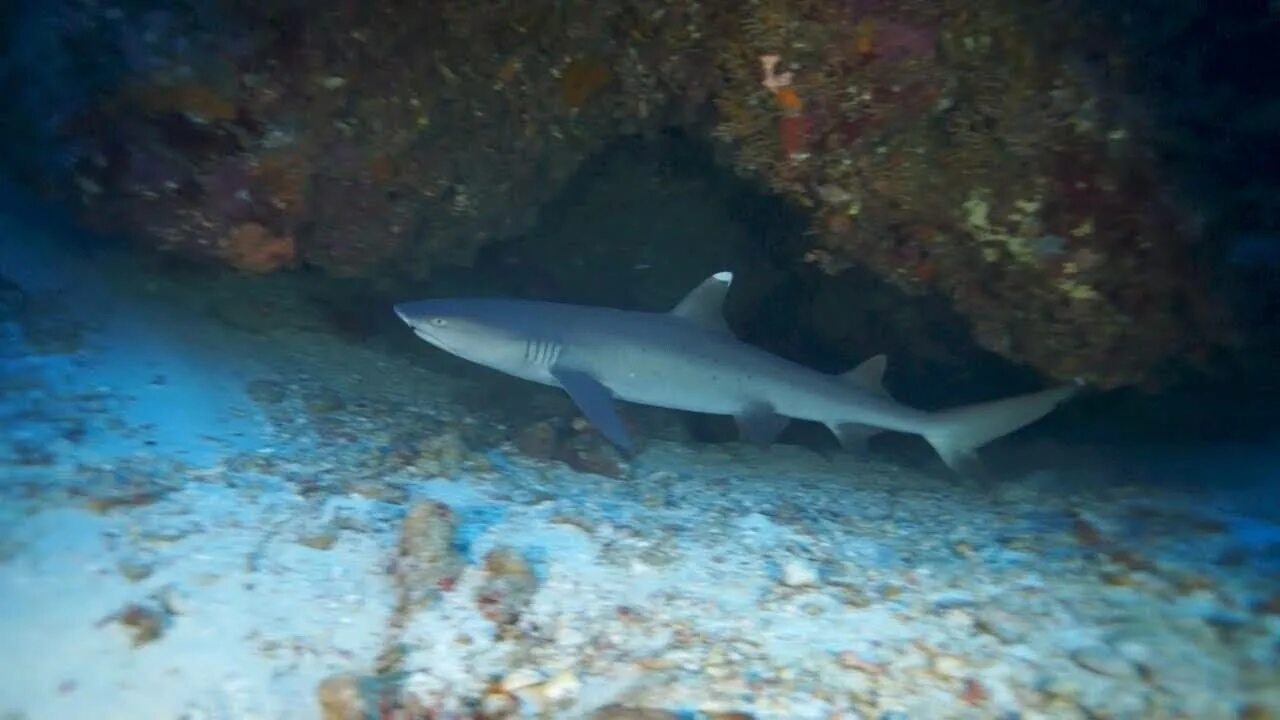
(413, 328), (449, 351)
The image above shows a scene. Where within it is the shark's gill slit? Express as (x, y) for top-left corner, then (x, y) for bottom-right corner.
(526, 338), (559, 367)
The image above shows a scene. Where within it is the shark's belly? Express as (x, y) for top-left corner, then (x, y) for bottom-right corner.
(596, 351), (793, 415)
(612, 374), (745, 414)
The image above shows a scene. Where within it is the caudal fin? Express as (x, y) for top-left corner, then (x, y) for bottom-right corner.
(923, 381), (1082, 471)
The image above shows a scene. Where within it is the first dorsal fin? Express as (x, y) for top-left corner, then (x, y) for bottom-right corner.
(841, 354), (889, 397)
(671, 271), (734, 334)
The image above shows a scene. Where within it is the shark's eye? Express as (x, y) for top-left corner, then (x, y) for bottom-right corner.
(429, 318), (448, 327)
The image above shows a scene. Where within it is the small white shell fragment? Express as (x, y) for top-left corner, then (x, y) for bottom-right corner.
(500, 668), (546, 692)
(781, 560), (820, 587)
(541, 671), (581, 702)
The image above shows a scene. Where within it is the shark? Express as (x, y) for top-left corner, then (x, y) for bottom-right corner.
(394, 271), (1081, 470)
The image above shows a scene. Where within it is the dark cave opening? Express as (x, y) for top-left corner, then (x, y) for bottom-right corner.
(454, 130), (1280, 456)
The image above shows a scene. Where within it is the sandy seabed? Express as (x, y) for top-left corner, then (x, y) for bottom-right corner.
(0, 219), (1277, 720)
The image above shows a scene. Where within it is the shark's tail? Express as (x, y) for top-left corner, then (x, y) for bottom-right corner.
(922, 381), (1083, 471)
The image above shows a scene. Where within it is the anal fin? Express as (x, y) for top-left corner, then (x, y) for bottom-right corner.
(827, 422), (881, 453)
(735, 403), (790, 446)
(551, 367), (634, 452)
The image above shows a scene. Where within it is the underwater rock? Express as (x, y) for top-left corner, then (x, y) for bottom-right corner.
(514, 417), (627, 479)
(1, 0), (1241, 387)
(117, 605), (166, 646)
(316, 673), (371, 720)
(100, 596), (174, 647)
(560, 427), (628, 478)
(475, 547), (539, 627)
(494, 668), (584, 715)
(716, 0), (1229, 386)
(414, 429), (470, 475)
(116, 555), (156, 582)
(395, 501), (464, 610)
(514, 419), (559, 460)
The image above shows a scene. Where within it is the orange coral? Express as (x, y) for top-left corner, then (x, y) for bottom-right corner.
(778, 115), (810, 160)
(368, 154), (395, 183)
(253, 152), (309, 217)
(773, 86), (803, 114)
(496, 58), (520, 83)
(854, 19), (876, 57)
(220, 222), (296, 273)
(560, 59), (613, 111)
(913, 259), (938, 284)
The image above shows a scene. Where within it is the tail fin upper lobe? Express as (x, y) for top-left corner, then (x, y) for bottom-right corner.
(923, 381), (1082, 471)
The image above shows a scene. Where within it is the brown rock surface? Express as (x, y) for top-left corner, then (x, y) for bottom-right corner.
(0, 0), (1237, 387)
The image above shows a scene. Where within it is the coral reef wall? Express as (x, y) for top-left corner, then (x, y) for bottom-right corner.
(0, 0), (1242, 388)
(712, 0), (1231, 388)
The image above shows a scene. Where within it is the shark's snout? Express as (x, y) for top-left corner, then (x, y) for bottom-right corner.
(394, 300), (443, 327)
(393, 304), (414, 325)
(394, 301), (448, 346)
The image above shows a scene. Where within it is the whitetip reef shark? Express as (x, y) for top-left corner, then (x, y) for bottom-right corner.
(394, 272), (1081, 471)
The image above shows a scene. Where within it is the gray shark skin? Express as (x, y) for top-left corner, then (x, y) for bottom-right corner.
(395, 272), (1081, 470)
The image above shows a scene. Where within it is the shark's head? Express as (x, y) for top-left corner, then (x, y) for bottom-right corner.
(393, 298), (533, 372)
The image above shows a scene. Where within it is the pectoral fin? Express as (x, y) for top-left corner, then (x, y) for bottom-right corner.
(550, 367), (634, 452)
(735, 402), (790, 446)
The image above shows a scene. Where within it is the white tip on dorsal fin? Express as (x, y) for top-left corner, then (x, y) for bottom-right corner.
(841, 354), (890, 397)
(671, 271), (734, 334)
